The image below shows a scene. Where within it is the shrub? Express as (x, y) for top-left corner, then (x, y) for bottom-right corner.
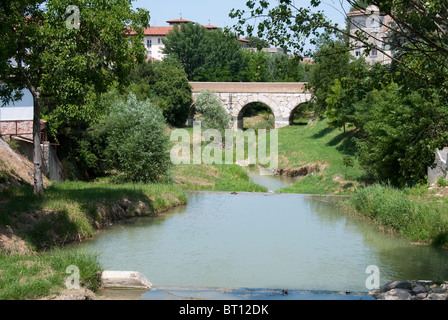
(436, 175), (448, 187)
(194, 89), (232, 137)
(103, 94), (171, 183)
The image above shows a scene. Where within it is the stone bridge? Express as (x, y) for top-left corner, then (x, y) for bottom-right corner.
(189, 82), (312, 129)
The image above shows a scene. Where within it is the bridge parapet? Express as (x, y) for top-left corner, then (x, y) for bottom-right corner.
(190, 82), (309, 94)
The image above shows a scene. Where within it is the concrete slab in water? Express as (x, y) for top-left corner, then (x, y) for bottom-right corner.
(142, 287), (375, 300)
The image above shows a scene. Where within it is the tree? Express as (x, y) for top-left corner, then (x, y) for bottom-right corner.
(103, 94), (171, 183)
(194, 90), (232, 137)
(247, 36), (270, 49)
(128, 60), (192, 127)
(241, 50), (271, 82)
(162, 22), (206, 80)
(267, 52), (309, 82)
(355, 84), (448, 187)
(307, 34), (352, 115)
(324, 57), (387, 130)
(163, 22), (247, 81)
(0, 0), (149, 194)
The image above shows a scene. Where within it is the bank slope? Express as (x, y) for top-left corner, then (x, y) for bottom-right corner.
(274, 118), (368, 194)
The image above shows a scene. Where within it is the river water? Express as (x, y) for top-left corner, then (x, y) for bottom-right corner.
(76, 168), (448, 297)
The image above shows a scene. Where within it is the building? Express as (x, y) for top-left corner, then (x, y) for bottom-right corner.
(138, 18), (192, 61)
(347, 5), (394, 64)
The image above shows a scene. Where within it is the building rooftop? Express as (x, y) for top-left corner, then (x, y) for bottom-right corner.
(166, 19), (193, 25)
(142, 26), (174, 36)
(203, 25), (219, 30)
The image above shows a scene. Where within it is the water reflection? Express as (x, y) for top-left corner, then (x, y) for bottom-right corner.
(76, 192), (448, 292)
(246, 167), (295, 192)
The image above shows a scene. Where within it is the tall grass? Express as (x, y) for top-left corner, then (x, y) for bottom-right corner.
(349, 184), (448, 246)
(0, 249), (101, 300)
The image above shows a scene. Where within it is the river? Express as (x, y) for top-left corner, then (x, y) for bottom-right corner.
(76, 168), (448, 299)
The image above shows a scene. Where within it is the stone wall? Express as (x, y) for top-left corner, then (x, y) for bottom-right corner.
(428, 148), (448, 184)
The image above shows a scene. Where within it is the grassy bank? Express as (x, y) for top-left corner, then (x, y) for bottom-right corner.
(273, 118), (367, 194)
(340, 184), (448, 248)
(0, 181), (187, 251)
(169, 126), (268, 192)
(169, 118), (366, 194)
(0, 181), (187, 299)
(0, 249), (101, 300)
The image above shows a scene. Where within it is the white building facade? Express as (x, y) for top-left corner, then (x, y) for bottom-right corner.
(347, 5), (394, 64)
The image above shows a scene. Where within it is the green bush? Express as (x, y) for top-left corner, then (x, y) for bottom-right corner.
(436, 175), (448, 187)
(194, 89), (232, 137)
(103, 94), (172, 183)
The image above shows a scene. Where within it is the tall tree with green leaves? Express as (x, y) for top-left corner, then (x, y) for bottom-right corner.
(163, 22), (247, 81)
(307, 34), (352, 115)
(128, 60), (192, 127)
(0, 0), (149, 194)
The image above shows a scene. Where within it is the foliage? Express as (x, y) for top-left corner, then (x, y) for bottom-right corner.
(324, 58), (388, 130)
(307, 35), (352, 114)
(0, 0), (150, 194)
(241, 50), (271, 82)
(163, 23), (247, 81)
(355, 84), (448, 187)
(194, 90), (232, 137)
(103, 94), (172, 183)
(128, 60), (192, 127)
(163, 22), (311, 82)
(267, 52), (310, 82)
(247, 36), (271, 49)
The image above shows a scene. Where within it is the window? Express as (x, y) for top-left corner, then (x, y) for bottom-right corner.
(370, 48), (377, 57)
(158, 38), (161, 44)
(355, 47), (361, 57)
(147, 39), (152, 47)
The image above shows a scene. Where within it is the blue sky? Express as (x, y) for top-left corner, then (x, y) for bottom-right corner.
(132, 0), (351, 32)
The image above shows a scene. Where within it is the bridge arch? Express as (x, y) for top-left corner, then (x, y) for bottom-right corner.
(288, 102), (311, 125)
(233, 95), (281, 130)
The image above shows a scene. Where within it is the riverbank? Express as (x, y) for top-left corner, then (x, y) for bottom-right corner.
(273, 118), (367, 195)
(337, 183), (448, 249)
(0, 180), (187, 299)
